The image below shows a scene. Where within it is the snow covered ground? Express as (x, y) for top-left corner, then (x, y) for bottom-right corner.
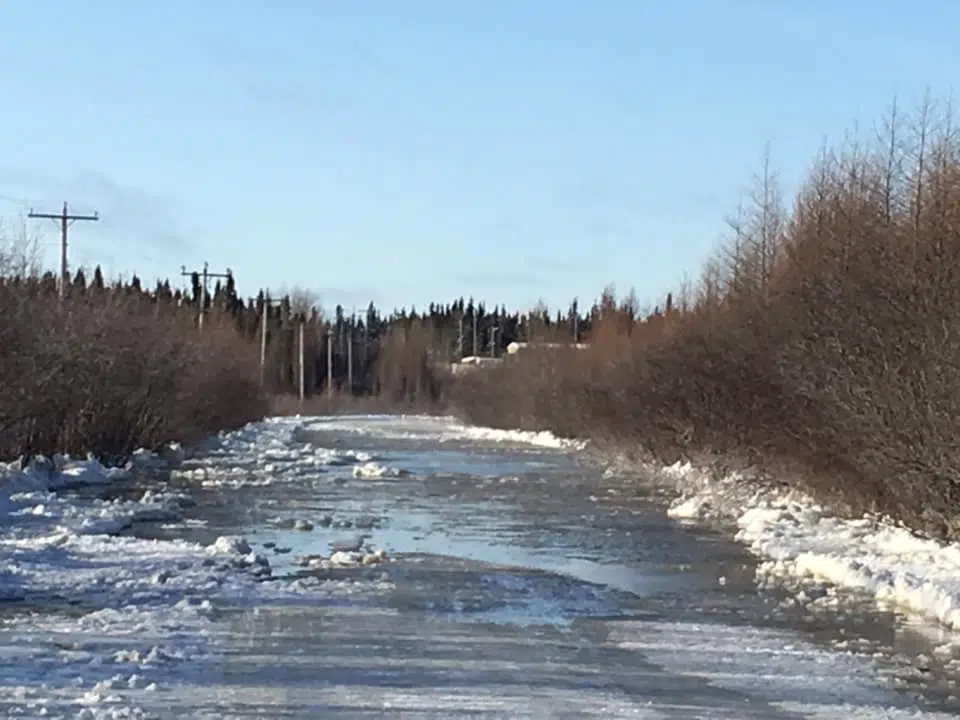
(0, 421), (398, 718)
(0, 416), (576, 718)
(3, 414), (959, 717)
(0, 453), (264, 716)
(609, 619), (956, 719)
(663, 459), (960, 646)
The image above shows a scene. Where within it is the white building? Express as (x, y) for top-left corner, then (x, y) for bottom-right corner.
(505, 341), (589, 355)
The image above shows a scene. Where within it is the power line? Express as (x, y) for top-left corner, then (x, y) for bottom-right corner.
(0, 193), (31, 208)
(28, 202), (99, 300)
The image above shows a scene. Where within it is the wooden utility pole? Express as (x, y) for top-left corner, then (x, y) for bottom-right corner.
(347, 325), (354, 394)
(571, 299), (580, 344)
(326, 326), (334, 397)
(28, 202), (99, 300)
(346, 306), (355, 394)
(181, 262), (231, 332)
(259, 295), (282, 388)
(362, 313), (369, 360)
(456, 312), (464, 361)
(260, 301), (268, 387)
(298, 317), (306, 404)
(472, 309), (478, 357)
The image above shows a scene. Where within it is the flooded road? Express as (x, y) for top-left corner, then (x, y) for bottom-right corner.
(3, 415), (960, 718)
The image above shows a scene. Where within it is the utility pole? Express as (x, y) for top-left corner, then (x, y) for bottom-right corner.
(361, 313), (369, 383)
(28, 202), (99, 301)
(298, 316), (305, 405)
(347, 310), (354, 395)
(181, 262), (231, 332)
(472, 309), (478, 357)
(489, 326), (499, 358)
(258, 295), (280, 388)
(326, 326), (334, 397)
(456, 312), (464, 361)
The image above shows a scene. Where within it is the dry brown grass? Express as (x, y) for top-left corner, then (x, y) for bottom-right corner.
(452, 98), (960, 540)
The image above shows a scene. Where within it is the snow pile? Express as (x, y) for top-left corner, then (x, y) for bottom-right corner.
(320, 448), (376, 466)
(295, 547), (389, 569)
(128, 443), (186, 471)
(352, 461), (406, 479)
(302, 414), (586, 450)
(174, 417), (387, 488)
(663, 461), (793, 523)
(0, 454), (126, 496)
(664, 461), (960, 633)
(447, 423), (586, 450)
(738, 500), (960, 629)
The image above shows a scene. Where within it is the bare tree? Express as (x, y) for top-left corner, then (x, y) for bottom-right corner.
(271, 284), (321, 318)
(0, 212), (42, 278)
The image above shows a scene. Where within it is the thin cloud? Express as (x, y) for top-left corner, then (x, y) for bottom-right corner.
(66, 170), (191, 252)
(0, 168), (190, 252)
(192, 20), (391, 117)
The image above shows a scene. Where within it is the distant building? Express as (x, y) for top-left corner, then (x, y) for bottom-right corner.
(505, 341), (589, 355)
(448, 355), (504, 375)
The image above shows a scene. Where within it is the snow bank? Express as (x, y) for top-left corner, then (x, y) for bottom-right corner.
(301, 414), (586, 450)
(663, 461), (960, 633)
(449, 424), (586, 450)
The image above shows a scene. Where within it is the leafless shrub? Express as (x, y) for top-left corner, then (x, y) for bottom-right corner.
(0, 270), (266, 461)
(372, 322), (449, 406)
(0, 213), (42, 278)
(452, 97), (960, 540)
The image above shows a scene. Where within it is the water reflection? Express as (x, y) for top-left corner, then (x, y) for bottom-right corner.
(95, 421), (960, 714)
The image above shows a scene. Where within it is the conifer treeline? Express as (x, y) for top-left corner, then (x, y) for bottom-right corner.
(16, 258), (672, 418)
(56, 263), (660, 401)
(254, 295), (602, 398)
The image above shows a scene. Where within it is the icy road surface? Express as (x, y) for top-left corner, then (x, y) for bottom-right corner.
(1, 415), (959, 718)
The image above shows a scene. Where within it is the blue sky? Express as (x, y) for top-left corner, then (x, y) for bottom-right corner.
(0, 0), (957, 314)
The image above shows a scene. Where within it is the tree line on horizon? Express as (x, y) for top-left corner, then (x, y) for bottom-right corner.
(5, 257), (678, 404)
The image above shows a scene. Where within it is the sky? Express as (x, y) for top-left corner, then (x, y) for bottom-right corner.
(0, 0), (958, 314)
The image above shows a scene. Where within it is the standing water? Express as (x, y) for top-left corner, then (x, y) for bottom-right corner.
(1, 415), (959, 718)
